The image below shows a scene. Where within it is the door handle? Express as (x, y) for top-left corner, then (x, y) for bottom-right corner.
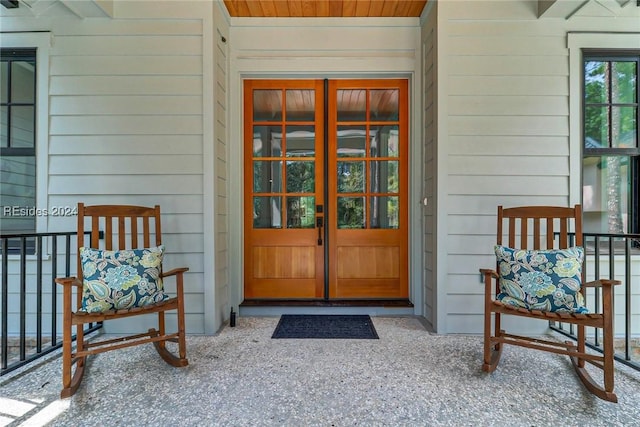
(316, 217), (323, 245)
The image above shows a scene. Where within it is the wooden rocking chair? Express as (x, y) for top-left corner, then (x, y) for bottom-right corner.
(480, 205), (621, 402)
(55, 203), (188, 398)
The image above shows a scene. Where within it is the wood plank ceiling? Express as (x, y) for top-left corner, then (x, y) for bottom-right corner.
(223, 0), (428, 17)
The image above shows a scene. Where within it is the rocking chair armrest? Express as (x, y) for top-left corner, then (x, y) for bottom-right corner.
(479, 268), (499, 279)
(480, 269), (499, 297)
(55, 277), (83, 287)
(161, 267), (189, 278)
(582, 279), (621, 288)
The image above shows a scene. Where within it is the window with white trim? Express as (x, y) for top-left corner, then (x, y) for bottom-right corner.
(582, 51), (639, 236)
(1, 48), (37, 234)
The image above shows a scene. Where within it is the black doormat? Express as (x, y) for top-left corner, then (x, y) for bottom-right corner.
(271, 314), (379, 339)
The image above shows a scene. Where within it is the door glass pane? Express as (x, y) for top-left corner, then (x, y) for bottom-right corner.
(253, 126), (282, 157)
(253, 196), (282, 229)
(370, 161), (399, 193)
(612, 106), (637, 148)
(337, 125), (365, 157)
(337, 89), (366, 122)
(370, 125), (399, 157)
(337, 197), (365, 229)
(286, 89), (315, 121)
(582, 156), (630, 233)
(286, 196), (315, 228)
(585, 106), (609, 148)
(11, 60), (35, 103)
(253, 89), (282, 121)
(285, 125), (315, 157)
(370, 196), (399, 229)
(337, 161), (365, 193)
(369, 89), (398, 121)
(253, 160), (282, 193)
(286, 161), (314, 193)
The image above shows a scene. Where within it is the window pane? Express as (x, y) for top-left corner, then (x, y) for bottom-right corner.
(253, 196), (282, 228)
(286, 90), (315, 121)
(0, 61), (7, 104)
(612, 106), (637, 148)
(337, 125), (366, 157)
(585, 106), (609, 148)
(0, 155), (36, 233)
(253, 160), (282, 193)
(286, 196), (315, 228)
(253, 126), (282, 157)
(370, 196), (399, 229)
(337, 89), (366, 122)
(369, 89), (398, 121)
(10, 106), (34, 148)
(371, 125), (399, 157)
(11, 60), (35, 103)
(337, 197), (365, 229)
(585, 61), (608, 104)
(582, 156), (630, 233)
(337, 161), (365, 193)
(285, 125), (315, 157)
(286, 160), (314, 193)
(612, 61), (637, 104)
(0, 105), (7, 148)
(370, 161), (399, 193)
(253, 89), (282, 121)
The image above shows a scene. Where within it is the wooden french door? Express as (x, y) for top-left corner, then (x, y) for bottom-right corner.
(243, 79), (408, 300)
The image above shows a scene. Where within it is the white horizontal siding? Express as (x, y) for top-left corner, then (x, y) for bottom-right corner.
(51, 35), (203, 56)
(231, 21), (417, 52)
(214, 12), (231, 329)
(44, 12), (207, 334)
(49, 155), (202, 175)
(447, 195), (569, 215)
(49, 135), (203, 155)
(50, 95), (203, 115)
(448, 136), (569, 156)
(50, 20), (204, 36)
(447, 176), (568, 196)
(421, 2), (437, 330)
(448, 96), (568, 116)
(448, 56), (568, 76)
(50, 115), (202, 135)
(48, 175), (203, 195)
(448, 156), (569, 176)
(50, 76), (203, 96)
(447, 76), (568, 96)
(438, 0), (640, 334)
(50, 55), (203, 76)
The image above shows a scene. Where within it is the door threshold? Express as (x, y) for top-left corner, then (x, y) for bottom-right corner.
(240, 299), (414, 308)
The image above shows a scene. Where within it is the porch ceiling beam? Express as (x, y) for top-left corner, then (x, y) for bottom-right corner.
(59, 0), (113, 18)
(538, 0), (589, 18)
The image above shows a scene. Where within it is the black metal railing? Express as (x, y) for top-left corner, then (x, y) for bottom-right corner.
(0, 231), (102, 376)
(550, 232), (640, 371)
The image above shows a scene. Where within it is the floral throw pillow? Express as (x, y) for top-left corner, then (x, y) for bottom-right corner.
(494, 245), (588, 314)
(80, 245), (168, 313)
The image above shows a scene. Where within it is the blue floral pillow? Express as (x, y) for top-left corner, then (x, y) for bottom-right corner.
(80, 245), (168, 313)
(494, 245), (588, 313)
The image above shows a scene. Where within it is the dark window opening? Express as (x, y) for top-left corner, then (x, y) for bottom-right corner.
(582, 50), (639, 240)
(1, 48), (37, 236)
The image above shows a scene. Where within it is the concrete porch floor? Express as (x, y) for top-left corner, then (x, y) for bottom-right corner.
(1, 316), (639, 426)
